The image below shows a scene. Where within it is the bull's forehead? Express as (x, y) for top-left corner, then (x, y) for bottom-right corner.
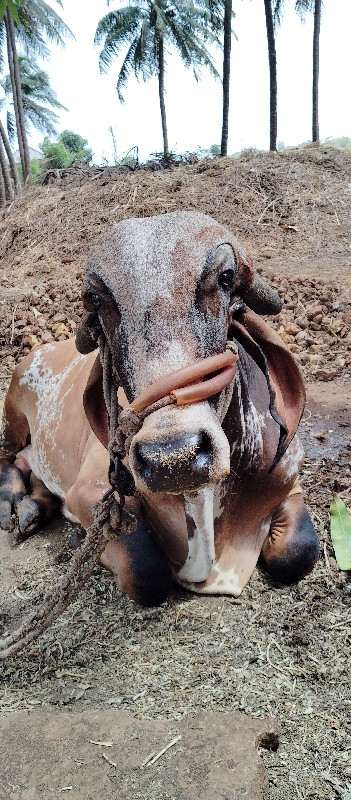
(87, 211), (237, 312)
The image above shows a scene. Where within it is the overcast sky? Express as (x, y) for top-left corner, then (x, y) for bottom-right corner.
(4, 0), (351, 163)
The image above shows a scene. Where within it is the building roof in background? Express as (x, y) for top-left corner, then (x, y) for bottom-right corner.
(13, 147), (42, 163)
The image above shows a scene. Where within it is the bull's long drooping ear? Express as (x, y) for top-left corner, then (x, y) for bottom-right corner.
(82, 355), (109, 449)
(76, 311), (100, 354)
(230, 309), (305, 471)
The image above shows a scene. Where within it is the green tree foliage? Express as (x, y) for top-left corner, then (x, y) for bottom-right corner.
(0, 1), (73, 184)
(59, 130), (90, 156)
(0, 0), (23, 24)
(40, 130), (92, 170)
(95, 1), (220, 159)
(2, 54), (67, 139)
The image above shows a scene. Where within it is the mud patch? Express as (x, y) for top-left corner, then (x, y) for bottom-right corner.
(0, 709), (278, 800)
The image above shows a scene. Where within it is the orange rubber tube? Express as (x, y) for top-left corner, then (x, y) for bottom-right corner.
(131, 349), (238, 412)
(170, 364), (237, 406)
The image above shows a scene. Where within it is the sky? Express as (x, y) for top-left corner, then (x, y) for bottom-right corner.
(3, 0), (351, 164)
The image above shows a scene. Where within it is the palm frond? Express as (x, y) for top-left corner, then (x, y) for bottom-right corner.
(6, 110), (16, 145)
(295, 0), (314, 19)
(22, 98), (60, 136)
(17, 0), (74, 50)
(94, 6), (143, 55)
(116, 29), (156, 101)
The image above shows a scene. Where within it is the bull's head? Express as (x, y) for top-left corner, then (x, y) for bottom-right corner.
(76, 212), (282, 498)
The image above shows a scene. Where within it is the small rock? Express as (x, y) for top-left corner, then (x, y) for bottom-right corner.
(314, 368), (338, 381)
(295, 316), (308, 329)
(307, 305), (323, 319)
(52, 323), (69, 339)
(298, 353), (309, 365)
(23, 334), (39, 348)
(41, 331), (54, 343)
(285, 324), (300, 336)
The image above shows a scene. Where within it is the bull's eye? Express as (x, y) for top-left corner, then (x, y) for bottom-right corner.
(83, 291), (101, 311)
(218, 269), (235, 290)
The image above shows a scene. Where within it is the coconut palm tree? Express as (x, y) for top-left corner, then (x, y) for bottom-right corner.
(274, 0), (322, 143)
(0, 104), (21, 193)
(263, 0), (277, 151)
(95, 1), (220, 160)
(4, 7), (31, 180)
(199, 0), (235, 157)
(1, 1), (72, 183)
(2, 55), (67, 138)
(311, 0), (321, 142)
(220, 0), (233, 156)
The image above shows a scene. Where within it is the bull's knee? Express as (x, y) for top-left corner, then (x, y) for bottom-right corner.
(261, 494), (320, 585)
(101, 516), (172, 607)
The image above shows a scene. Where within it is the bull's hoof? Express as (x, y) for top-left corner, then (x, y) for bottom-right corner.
(16, 490), (61, 540)
(16, 496), (42, 539)
(0, 499), (14, 531)
(0, 464), (27, 532)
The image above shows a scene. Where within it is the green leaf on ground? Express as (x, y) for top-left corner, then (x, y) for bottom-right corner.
(330, 495), (351, 571)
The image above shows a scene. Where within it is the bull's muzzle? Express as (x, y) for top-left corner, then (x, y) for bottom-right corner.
(134, 430), (213, 492)
(129, 402), (231, 494)
(127, 348), (237, 494)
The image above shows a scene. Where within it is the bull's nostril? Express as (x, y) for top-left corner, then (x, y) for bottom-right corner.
(199, 432), (211, 455)
(195, 432), (212, 470)
(135, 444), (154, 480)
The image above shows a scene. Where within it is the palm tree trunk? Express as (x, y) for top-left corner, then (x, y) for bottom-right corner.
(158, 33), (169, 160)
(0, 164), (6, 206)
(5, 9), (31, 183)
(0, 120), (21, 195)
(0, 137), (14, 200)
(312, 0), (321, 142)
(5, 14), (25, 176)
(220, 0), (232, 157)
(263, 0), (277, 151)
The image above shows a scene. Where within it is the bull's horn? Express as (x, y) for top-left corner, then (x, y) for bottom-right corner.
(75, 311), (100, 353)
(241, 275), (283, 315)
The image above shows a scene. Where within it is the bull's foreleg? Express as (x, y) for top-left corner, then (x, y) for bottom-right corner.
(1, 389), (60, 537)
(0, 389), (30, 531)
(260, 491), (320, 584)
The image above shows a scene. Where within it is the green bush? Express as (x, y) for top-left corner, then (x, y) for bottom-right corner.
(40, 137), (75, 169)
(39, 130), (92, 171)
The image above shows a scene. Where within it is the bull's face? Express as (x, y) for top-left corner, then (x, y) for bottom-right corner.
(80, 212), (253, 494)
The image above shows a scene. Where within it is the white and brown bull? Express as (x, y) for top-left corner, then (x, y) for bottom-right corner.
(0, 212), (319, 653)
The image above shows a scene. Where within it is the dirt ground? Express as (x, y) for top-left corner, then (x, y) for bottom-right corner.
(0, 147), (350, 800)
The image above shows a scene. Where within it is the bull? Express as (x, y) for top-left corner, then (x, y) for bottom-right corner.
(0, 212), (319, 656)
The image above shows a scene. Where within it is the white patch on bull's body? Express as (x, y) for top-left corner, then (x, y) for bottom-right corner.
(177, 517), (272, 597)
(19, 348), (86, 499)
(177, 487), (215, 583)
(213, 479), (225, 521)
